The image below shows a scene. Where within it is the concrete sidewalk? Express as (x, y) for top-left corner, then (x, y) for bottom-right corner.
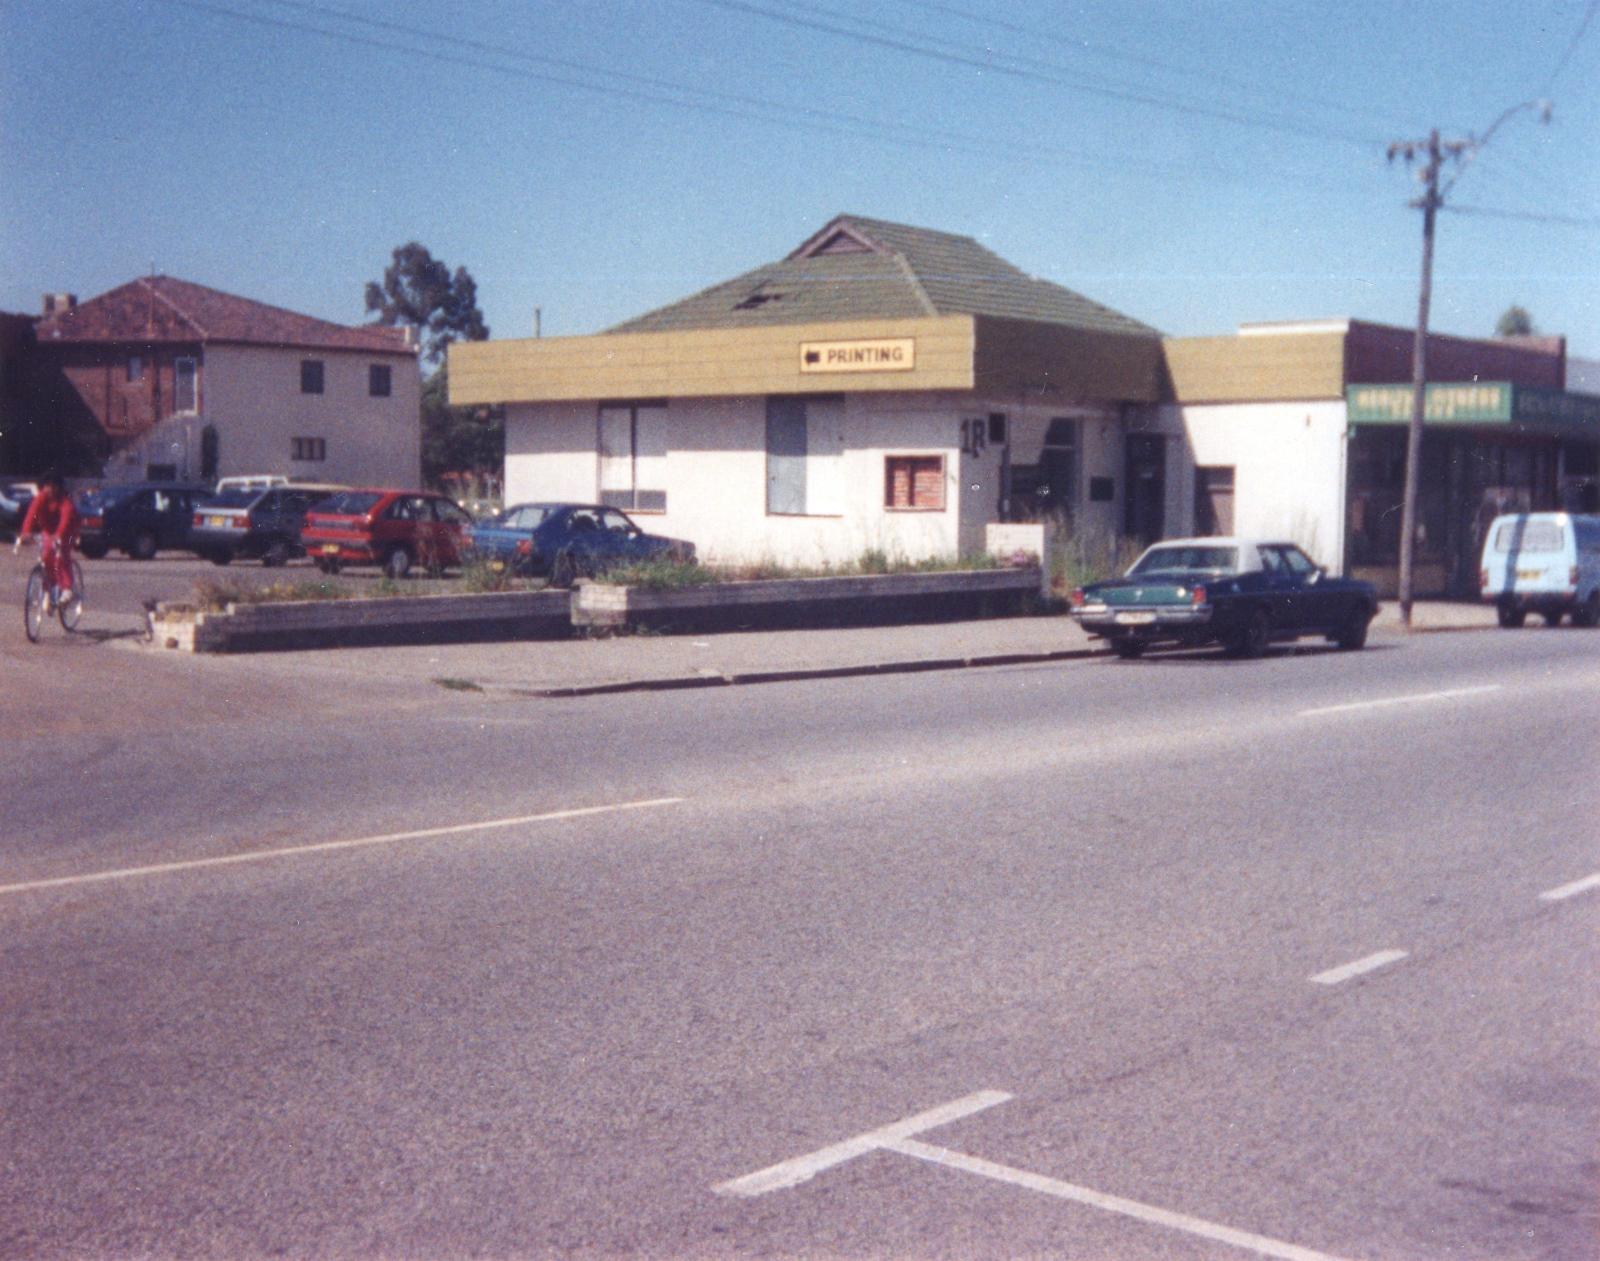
(192, 599), (1500, 699)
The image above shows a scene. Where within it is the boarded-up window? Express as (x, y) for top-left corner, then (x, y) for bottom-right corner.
(885, 455), (945, 511)
(766, 396), (843, 515)
(599, 402), (668, 512)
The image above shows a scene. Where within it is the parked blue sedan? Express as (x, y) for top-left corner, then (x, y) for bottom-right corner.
(469, 503), (695, 586)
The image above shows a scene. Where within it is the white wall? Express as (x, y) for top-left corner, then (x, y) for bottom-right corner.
(1146, 399), (1350, 571)
(1568, 357), (1600, 395)
(504, 391), (975, 566)
(192, 345), (421, 486)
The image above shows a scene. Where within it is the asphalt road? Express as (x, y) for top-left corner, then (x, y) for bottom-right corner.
(3, 629), (1596, 1258)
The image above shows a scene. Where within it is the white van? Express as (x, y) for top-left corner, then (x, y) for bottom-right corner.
(1480, 512), (1600, 627)
(214, 475), (289, 494)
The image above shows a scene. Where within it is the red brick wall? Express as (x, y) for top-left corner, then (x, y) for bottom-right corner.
(1345, 320), (1565, 389)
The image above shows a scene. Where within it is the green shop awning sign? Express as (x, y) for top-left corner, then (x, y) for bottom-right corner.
(1347, 382), (1600, 434)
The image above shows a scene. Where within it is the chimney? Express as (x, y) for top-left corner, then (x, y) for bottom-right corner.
(42, 293), (77, 317)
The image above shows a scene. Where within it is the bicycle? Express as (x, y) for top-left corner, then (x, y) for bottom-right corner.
(21, 547), (84, 643)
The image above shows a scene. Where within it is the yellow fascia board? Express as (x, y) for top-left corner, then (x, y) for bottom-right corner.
(449, 316), (975, 406)
(1163, 331), (1347, 403)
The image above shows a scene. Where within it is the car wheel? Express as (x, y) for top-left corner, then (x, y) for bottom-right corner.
(1334, 606), (1370, 651)
(383, 545), (412, 580)
(261, 539), (290, 568)
(550, 550), (577, 588)
(79, 543), (108, 560)
(1110, 638), (1146, 659)
(1572, 593), (1600, 628)
(1496, 601), (1526, 629)
(130, 530), (157, 560)
(1227, 608), (1270, 658)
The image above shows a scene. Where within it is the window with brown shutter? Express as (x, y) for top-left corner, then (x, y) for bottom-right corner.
(885, 455), (945, 511)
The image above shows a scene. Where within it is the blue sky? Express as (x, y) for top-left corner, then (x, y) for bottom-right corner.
(3, 0), (1597, 360)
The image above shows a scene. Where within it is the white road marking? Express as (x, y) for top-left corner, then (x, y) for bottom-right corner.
(1538, 872), (1600, 903)
(1299, 684), (1501, 718)
(885, 1138), (1356, 1261)
(0, 798), (685, 898)
(713, 1090), (1012, 1197)
(1310, 949), (1409, 986)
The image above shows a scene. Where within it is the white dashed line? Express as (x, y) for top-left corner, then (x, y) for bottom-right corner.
(1310, 949), (1409, 986)
(1538, 872), (1600, 903)
(886, 1138), (1356, 1261)
(713, 1090), (1012, 1197)
(1299, 684), (1500, 718)
(0, 798), (685, 898)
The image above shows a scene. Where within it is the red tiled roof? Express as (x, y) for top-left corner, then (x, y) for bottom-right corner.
(35, 276), (415, 355)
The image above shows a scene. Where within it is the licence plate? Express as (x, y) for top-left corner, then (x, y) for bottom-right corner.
(1516, 569), (1543, 580)
(1115, 611), (1157, 625)
(207, 515), (229, 527)
(321, 544), (340, 555)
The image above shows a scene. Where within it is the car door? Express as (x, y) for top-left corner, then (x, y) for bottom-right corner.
(598, 507), (644, 564)
(1259, 545), (1316, 630)
(563, 508), (605, 566)
(433, 499), (472, 564)
(1276, 544), (1336, 628)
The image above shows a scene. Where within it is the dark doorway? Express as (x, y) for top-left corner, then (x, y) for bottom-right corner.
(1194, 465), (1235, 535)
(1125, 434), (1166, 545)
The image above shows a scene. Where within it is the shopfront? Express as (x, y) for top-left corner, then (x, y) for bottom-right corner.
(1345, 383), (1600, 595)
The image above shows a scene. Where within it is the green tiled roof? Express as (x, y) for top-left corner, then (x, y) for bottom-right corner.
(609, 214), (1161, 338)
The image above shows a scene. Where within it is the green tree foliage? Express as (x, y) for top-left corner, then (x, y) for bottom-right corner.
(365, 243), (500, 489)
(1495, 305), (1534, 337)
(365, 242), (488, 365)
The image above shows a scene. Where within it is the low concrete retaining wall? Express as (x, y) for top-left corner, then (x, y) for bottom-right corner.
(571, 567), (1043, 631)
(150, 589), (572, 653)
(149, 567), (1045, 651)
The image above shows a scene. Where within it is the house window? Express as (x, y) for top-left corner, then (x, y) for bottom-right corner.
(369, 364), (392, 397)
(174, 357), (198, 413)
(291, 436), (327, 462)
(1010, 418), (1079, 519)
(766, 396), (843, 516)
(127, 355), (145, 383)
(598, 402), (668, 512)
(300, 359), (325, 394)
(885, 455), (946, 511)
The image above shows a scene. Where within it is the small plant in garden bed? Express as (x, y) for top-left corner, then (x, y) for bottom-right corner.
(597, 550), (1007, 590)
(191, 577), (376, 612)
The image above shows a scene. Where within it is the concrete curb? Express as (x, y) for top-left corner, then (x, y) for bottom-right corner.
(500, 645), (1106, 698)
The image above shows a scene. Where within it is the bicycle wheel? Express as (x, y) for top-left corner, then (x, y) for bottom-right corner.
(23, 565), (46, 643)
(58, 559), (85, 631)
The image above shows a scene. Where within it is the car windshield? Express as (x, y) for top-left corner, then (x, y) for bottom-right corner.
(198, 489), (260, 509)
(1128, 545), (1239, 576)
(1493, 520), (1564, 553)
(77, 485), (138, 510)
(314, 491), (384, 516)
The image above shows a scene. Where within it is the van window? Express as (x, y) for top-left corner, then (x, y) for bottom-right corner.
(1493, 520), (1564, 552)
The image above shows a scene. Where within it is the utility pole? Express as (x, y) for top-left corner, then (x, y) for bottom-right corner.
(1388, 129), (1468, 627)
(1387, 101), (1549, 627)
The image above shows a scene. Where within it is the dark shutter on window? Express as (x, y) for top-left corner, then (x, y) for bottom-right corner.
(766, 398), (808, 515)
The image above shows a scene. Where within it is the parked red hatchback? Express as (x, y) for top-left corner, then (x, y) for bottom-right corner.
(302, 489), (474, 579)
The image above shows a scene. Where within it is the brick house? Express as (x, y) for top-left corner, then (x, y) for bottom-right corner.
(17, 276), (422, 486)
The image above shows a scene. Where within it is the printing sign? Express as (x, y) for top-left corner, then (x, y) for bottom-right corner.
(800, 338), (916, 374)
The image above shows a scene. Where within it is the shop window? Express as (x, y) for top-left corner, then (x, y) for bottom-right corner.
(766, 396), (843, 516)
(885, 455), (945, 511)
(1010, 417), (1079, 519)
(599, 402), (668, 512)
(369, 364), (392, 397)
(174, 357), (198, 413)
(300, 359), (325, 395)
(291, 436), (327, 462)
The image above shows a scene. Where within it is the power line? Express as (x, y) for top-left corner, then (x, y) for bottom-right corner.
(686, 0), (1389, 148)
(1446, 203), (1600, 228)
(1543, 0), (1600, 92)
(155, 0), (1360, 194)
(888, 0), (1406, 130)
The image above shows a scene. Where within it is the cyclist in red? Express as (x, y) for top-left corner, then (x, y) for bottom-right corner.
(13, 472), (79, 607)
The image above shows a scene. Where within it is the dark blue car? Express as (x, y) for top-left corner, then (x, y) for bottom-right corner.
(469, 503), (695, 586)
